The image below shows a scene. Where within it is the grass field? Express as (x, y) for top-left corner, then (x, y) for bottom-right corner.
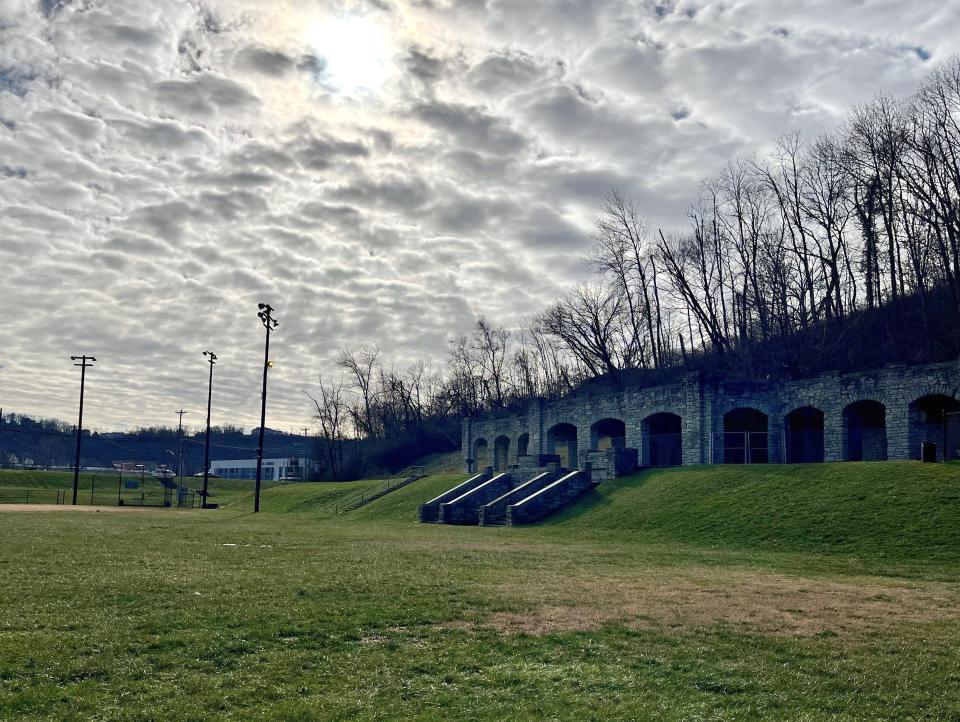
(1, 463), (959, 720)
(0, 469), (295, 508)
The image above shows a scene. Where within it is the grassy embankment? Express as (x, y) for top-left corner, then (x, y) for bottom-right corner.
(1, 462), (959, 720)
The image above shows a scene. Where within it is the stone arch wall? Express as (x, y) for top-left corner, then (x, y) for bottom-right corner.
(460, 360), (960, 473)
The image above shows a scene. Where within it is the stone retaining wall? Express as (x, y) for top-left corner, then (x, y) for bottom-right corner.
(463, 360), (960, 473)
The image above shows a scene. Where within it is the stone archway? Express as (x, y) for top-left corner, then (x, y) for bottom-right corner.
(547, 423), (578, 469)
(908, 394), (960, 461)
(642, 412), (682, 466)
(590, 418), (626, 451)
(785, 406), (824, 463)
(723, 408), (769, 464)
(843, 400), (887, 461)
(472, 437), (490, 471)
(517, 433), (529, 458)
(493, 435), (511, 472)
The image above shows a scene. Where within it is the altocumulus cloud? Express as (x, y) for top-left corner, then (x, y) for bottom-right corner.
(0, 0), (951, 430)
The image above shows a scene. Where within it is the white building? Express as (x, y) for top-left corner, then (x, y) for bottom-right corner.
(210, 457), (312, 482)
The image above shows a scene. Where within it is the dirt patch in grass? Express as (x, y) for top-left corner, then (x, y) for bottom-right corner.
(478, 567), (960, 639)
(0, 504), (163, 513)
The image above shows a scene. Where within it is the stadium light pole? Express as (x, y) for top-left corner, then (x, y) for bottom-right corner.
(70, 355), (96, 505)
(254, 303), (278, 513)
(175, 409), (188, 489)
(202, 351), (217, 508)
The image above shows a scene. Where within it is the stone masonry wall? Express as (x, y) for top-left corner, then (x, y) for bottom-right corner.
(462, 360), (960, 473)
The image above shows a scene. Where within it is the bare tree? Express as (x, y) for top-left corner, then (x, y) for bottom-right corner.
(305, 377), (348, 482)
(337, 344), (379, 439)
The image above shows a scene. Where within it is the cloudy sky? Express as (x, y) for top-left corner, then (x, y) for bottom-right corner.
(0, 0), (955, 433)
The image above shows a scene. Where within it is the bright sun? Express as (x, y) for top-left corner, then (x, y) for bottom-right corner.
(308, 15), (394, 95)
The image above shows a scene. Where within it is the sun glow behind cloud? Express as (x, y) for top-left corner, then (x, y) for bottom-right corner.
(308, 14), (396, 96)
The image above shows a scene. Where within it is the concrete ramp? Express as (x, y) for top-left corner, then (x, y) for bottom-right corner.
(439, 473), (513, 525)
(478, 472), (556, 526)
(418, 472), (490, 522)
(506, 470), (595, 525)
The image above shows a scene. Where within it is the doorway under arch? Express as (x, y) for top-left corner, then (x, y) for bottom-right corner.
(547, 423), (578, 469)
(517, 432), (530, 458)
(785, 406), (824, 463)
(642, 412), (682, 466)
(493, 435), (511, 472)
(843, 400), (887, 461)
(909, 394), (960, 461)
(590, 418), (626, 451)
(472, 437), (489, 472)
(723, 408), (769, 464)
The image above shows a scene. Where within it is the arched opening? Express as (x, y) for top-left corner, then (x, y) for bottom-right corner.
(785, 407), (824, 463)
(590, 418), (626, 451)
(517, 433), (530, 458)
(723, 408), (768, 464)
(493, 435), (511, 472)
(547, 423), (578, 469)
(472, 437), (490, 471)
(909, 394), (960, 461)
(642, 412), (682, 466)
(843, 400), (887, 461)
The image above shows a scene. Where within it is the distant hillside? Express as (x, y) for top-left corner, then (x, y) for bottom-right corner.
(0, 415), (310, 473)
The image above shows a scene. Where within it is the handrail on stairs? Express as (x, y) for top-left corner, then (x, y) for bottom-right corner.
(335, 465), (424, 512)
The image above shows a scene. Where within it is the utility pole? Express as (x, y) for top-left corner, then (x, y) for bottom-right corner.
(175, 409), (188, 490)
(202, 351), (217, 508)
(70, 355), (96, 505)
(254, 303), (278, 513)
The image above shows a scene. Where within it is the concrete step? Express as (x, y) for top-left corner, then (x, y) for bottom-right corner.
(418, 472), (490, 522)
(478, 471), (556, 526)
(439, 473), (513, 525)
(505, 471), (595, 526)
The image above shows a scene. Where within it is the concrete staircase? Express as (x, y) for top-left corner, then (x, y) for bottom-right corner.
(438, 473), (513, 525)
(418, 472), (490, 522)
(478, 471), (556, 526)
(505, 470), (595, 525)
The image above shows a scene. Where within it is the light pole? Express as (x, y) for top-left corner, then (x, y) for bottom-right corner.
(202, 351), (217, 508)
(254, 303), (278, 513)
(70, 355), (96, 505)
(113, 464), (122, 506)
(175, 409), (187, 489)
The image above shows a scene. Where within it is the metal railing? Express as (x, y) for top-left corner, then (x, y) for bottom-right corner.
(712, 432), (782, 464)
(0, 481), (198, 508)
(0, 488), (67, 504)
(334, 466), (425, 513)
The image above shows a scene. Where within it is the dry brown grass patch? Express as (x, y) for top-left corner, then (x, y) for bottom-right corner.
(471, 566), (960, 638)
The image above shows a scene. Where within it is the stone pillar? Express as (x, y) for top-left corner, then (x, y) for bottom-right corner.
(462, 417), (473, 472)
(886, 396), (910, 460)
(694, 375), (717, 464)
(768, 410), (784, 464)
(823, 406), (843, 462)
(682, 373), (705, 465)
(624, 389), (643, 453)
(528, 398), (546, 457)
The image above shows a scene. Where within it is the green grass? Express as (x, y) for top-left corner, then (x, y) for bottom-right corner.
(240, 479), (386, 514)
(2, 462), (960, 720)
(546, 462), (960, 568)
